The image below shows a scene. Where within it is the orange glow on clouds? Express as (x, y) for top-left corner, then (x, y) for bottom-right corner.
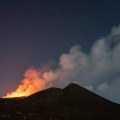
(3, 67), (56, 98)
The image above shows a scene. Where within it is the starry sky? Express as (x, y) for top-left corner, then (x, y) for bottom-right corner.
(0, 0), (120, 103)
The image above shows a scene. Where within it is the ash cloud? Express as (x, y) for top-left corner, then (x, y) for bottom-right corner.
(50, 25), (120, 103)
(4, 25), (120, 103)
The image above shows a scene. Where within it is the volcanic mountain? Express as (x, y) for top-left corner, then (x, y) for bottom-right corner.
(0, 83), (120, 120)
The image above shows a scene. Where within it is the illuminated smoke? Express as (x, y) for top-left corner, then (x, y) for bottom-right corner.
(3, 67), (56, 98)
(3, 25), (120, 103)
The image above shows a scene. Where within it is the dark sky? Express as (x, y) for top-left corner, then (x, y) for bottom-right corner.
(0, 0), (120, 100)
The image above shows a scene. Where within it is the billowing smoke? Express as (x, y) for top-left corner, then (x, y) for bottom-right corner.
(4, 25), (120, 103)
(51, 24), (120, 103)
(3, 68), (56, 98)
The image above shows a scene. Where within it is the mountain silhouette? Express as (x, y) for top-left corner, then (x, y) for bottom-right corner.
(0, 83), (120, 120)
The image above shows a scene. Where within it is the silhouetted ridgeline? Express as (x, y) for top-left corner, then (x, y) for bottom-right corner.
(0, 83), (120, 120)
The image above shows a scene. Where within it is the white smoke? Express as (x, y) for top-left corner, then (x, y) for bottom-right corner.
(49, 25), (120, 103)
(4, 25), (120, 103)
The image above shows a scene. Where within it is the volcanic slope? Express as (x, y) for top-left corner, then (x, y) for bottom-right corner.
(0, 83), (120, 120)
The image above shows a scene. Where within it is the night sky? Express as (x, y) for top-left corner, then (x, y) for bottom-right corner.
(0, 0), (120, 103)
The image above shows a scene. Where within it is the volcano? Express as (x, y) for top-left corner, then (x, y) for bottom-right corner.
(0, 83), (120, 120)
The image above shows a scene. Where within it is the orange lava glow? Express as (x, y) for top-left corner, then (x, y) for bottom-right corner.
(3, 67), (54, 98)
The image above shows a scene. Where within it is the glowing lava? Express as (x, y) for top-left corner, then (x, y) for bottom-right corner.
(3, 67), (55, 98)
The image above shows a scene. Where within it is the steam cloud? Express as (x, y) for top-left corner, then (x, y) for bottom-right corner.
(4, 25), (120, 103)
(50, 24), (120, 103)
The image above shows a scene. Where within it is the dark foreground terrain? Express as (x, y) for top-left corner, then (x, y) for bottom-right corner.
(0, 83), (120, 120)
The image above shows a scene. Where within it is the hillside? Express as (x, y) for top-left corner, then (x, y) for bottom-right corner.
(0, 83), (120, 120)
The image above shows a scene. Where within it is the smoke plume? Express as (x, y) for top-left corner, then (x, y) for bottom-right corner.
(51, 25), (120, 103)
(4, 25), (120, 103)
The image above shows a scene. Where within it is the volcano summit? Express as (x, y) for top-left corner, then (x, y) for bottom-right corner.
(0, 83), (120, 120)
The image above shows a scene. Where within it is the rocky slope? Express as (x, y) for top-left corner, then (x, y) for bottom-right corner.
(0, 83), (120, 120)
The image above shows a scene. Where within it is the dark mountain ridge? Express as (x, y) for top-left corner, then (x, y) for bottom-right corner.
(26, 83), (119, 107)
(0, 83), (120, 120)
